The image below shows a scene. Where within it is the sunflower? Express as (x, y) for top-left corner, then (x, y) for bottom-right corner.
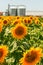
(33, 16), (39, 21)
(0, 45), (8, 63)
(23, 17), (32, 25)
(28, 16), (34, 20)
(24, 19), (28, 24)
(23, 17), (28, 24)
(34, 19), (40, 24)
(11, 19), (21, 25)
(27, 19), (32, 24)
(19, 47), (42, 65)
(11, 23), (27, 39)
(3, 19), (9, 26)
(16, 16), (20, 19)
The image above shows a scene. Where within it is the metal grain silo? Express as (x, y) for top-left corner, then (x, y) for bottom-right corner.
(9, 5), (18, 16)
(18, 5), (26, 16)
(6, 4), (26, 16)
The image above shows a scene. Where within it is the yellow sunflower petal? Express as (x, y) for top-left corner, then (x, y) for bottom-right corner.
(0, 20), (3, 32)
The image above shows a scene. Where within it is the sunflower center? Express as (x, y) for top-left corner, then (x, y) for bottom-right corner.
(0, 49), (3, 57)
(15, 26), (24, 35)
(17, 17), (19, 19)
(30, 17), (32, 19)
(3, 20), (7, 24)
(25, 51), (37, 62)
(24, 20), (27, 23)
(28, 20), (31, 23)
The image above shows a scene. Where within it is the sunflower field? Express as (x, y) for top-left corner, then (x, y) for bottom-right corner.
(0, 16), (43, 65)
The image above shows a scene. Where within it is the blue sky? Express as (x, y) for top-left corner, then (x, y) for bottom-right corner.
(0, 0), (43, 12)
